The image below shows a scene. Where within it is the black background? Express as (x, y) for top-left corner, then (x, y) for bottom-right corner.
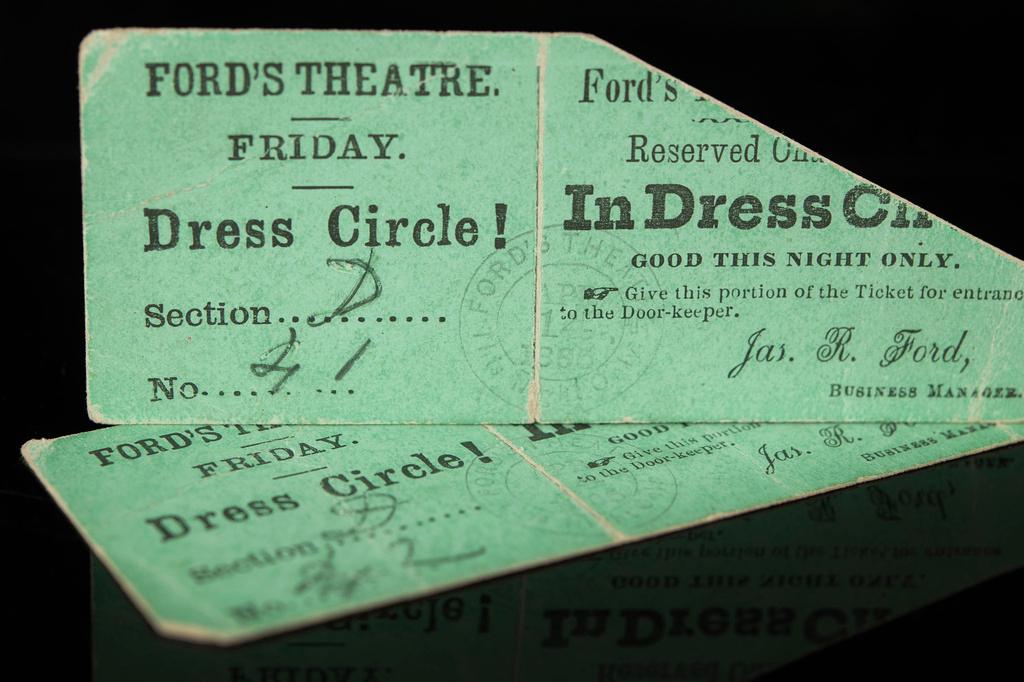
(3, 3), (1020, 679)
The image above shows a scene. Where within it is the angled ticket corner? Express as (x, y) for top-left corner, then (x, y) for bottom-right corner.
(21, 420), (1023, 644)
(533, 33), (1024, 423)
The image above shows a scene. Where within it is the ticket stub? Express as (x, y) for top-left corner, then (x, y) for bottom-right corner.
(81, 30), (1024, 424)
(24, 419), (1022, 643)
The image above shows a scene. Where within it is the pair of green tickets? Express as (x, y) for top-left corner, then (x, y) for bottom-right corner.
(26, 30), (1024, 662)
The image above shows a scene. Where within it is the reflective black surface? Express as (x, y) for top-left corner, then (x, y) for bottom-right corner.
(5, 4), (1021, 679)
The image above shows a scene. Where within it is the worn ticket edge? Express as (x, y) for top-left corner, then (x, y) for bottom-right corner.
(78, 29), (1024, 426)
(22, 423), (1024, 645)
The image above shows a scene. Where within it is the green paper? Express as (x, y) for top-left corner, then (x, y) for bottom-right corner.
(93, 444), (1023, 679)
(81, 29), (1023, 425)
(24, 420), (1021, 644)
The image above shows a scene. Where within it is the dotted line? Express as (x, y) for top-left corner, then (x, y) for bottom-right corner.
(324, 506), (483, 544)
(391, 506), (482, 533)
(200, 389), (356, 397)
(277, 315), (446, 324)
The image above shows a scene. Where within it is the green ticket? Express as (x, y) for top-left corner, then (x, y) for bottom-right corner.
(81, 30), (1024, 425)
(92, 443), (1023, 679)
(24, 420), (1022, 644)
